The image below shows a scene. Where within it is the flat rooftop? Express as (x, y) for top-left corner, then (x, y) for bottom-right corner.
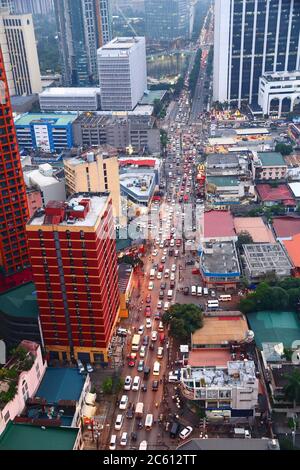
(236, 128), (269, 136)
(15, 112), (77, 126)
(206, 153), (239, 166)
(139, 89), (166, 105)
(201, 242), (240, 277)
(188, 349), (232, 368)
(262, 70), (300, 82)
(35, 368), (85, 403)
(247, 311), (300, 349)
(233, 217), (275, 243)
(191, 314), (249, 347)
(207, 175), (240, 187)
(0, 422), (79, 450)
(181, 361), (256, 387)
(120, 173), (154, 198)
(243, 243), (292, 275)
(272, 216), (300, 238)
(0, 282), (38, 318)
(257, 152), (286, 167)
(203, 210), (236, 239)
(208, 137), (236, 146)
(40, 87), (100, 97)
(177, 438), (279, 451)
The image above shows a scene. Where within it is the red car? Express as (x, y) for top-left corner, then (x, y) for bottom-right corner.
(158, 264), (164, 272)
(176, 239), (182, 246)
(145, 306), (151, 317)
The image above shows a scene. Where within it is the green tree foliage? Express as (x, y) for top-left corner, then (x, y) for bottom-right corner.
(206, 46), (214, 78)
(275, 143), (294, 156)
(284, 369), (300, 408)
(189, 49), (202, 98)
(236, 231), (253, 249)
(102, 377), (113, 395)
(162, 304), (203, 342)
(160, 130), (168, 150)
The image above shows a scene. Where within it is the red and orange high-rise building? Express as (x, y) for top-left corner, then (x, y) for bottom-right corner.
(0, 46), (31, 291)
(26, 193), (120, 362)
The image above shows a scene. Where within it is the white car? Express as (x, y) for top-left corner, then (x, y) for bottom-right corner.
(114, 414), (124, 431)
(159, 242), (164, 249)
(157, 272), (162, 280)
(179, 426), (193, 440)
(151, 331), (158, 342)
(157, 301), (163, 310)
(164, 269), (170, 278)
(132, 376), (140, 391)
(148, 282), (154, 291)
(152, 250), (158, 256)
(146, 318), (152, 329)
(139, 345), (146, 358)
(171, 264), (177, 273)
(124, 376), (132, 391)
(119, 395), (129, 410)
(120, 432), (128, 447)
(163, 249), (168, 256)
(138, 325), (144, 335)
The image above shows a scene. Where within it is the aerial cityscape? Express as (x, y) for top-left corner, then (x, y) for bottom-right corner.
(1, 0), (300, 455)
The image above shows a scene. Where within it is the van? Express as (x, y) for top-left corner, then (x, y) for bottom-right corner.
(191, 285), (197, 296)
(153, 361), (160, 376)
(148, 281), (154, 291)
(164, 302), (170, 311)
(150, 269), (155, 280)
(109, 434), (117, 450)
(157, 347), (164, 359)
(197, 286), (202, 297)
(158, 321), (164, 332)
(170, 422), (180, 438)
(167, 289), (173, 300)
(203, 287), (209, 296)
(145, 414), (153, 430)
(115, 414), (124, 431)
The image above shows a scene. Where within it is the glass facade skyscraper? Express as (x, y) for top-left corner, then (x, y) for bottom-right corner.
(145, 0), (190, 42)
(214, 0), (300, 106)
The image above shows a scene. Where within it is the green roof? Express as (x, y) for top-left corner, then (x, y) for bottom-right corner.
(247, 310), (300, 348)
(258, 152), (286, 167)
(14, 113), (77, 126)
(0, 422), (79, 450)
(139, 90), (166, 105)
(207, 176), (240, 187)
(0, 282), (39, 318)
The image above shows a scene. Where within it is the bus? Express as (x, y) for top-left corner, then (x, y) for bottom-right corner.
(132, 334), (141, 351)
(219, 294), (232, 302)
(207, 300), (219, 310)
(150, 269), (155, 280)
(145, 414), (153, 430)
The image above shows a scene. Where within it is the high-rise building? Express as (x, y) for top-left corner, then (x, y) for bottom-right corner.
(97, 37), (147, 111)
(12, 0), (54, 14)
(64, 146), (121, 219)
(0, 0), (14, 12)
(0, 10), (42, 96)
(144, 0), (190, 42)
(214, 0), (300, 107)
(26, 193), (120, 362)
(54, 0), (112, 86)
(0, 47), (31, 290)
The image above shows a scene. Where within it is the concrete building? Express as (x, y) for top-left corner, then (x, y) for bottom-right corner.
(12, 0), (54, 14)
(97, 37), (147, 111)
(242, 243), (292, 281)
(200, 241), (241, 290)
(23, 164), (66, 206)
(206, 175), (255, 206)
(256, 183), (296, 211)
(26, 189), (43, 218)
(289, 122), (300, 145)
(120, 173), (156, 207)
(72, 112), (161, 154)
(64, 146), (121, 218)
(144, 0), (190, 42)
(258, 71), (300, 117)
(177, 438), (280, 451)
(26, 194), (120, 363)
(202, 210), (237, 243)
(119, 156), (162, 185)
(206, 153), (250, 177)
(0, 341), (46, 436)
(213, 0), (300, 107)
(180, 361), (259, 417)
(39, 88), (101, 112)
(0, 10), (42, 96)
(15, 113), (77, 153)
(272, 216), (300, 240)
(252, 151), (288, 181)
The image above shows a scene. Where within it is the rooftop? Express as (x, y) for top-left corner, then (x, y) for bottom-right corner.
(271, 364), (300, 388)
(0, 422), (79, 450)
(118, 264), (133, 294)
(201, 242), (240, 277)
(139, 89), (166, 105)
(119, 158), (157, 168)
(206, 175), (240, 187)
(262, 70), (300, 82)
(235, 128), (269, 136)
(283, 233), (300, 268)
(177, 438), (279, 451)
(39, 87), (100, 97)
(181, 361), (256, 388)
(233, 217), (275, 243)
(191, 314), (249, 347)
(15, 112), (77, 127)
(203, 210), (236, 240)
(99, 36), (145, 51)
(272, 216), (300, 239)
(188, 349), (232, 367)
(35, 368), (85, 404)
(208, 137), (236, 146)
(256, 184), (296, 205)
(247, 311), (300, 349)
(206, 153), (239, 166)
(0, 282), (38, 318)
(257, 152), (286, 167)
(289, 182), (300, 198)
(120, 173), (155, 199)
(243, 243), (292, 276)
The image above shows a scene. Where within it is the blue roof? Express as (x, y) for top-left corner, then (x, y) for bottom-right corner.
(35, 368), (85, 403)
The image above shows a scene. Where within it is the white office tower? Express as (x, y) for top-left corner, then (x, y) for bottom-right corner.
(213, 0), (300, 107)
(0, 11), (42, 96)
(97, 37), (147, 111)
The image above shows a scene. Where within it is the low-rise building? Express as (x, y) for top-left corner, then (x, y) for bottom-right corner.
(119, 157), (162, 185)
(268, 364), (300, 406)
(258, 71), (300, 117)
(202, 210), (237, 243)
(288, 182), (300, 203)
(206, 175), (255, 206)
(256, 183), (296, 212)
(242, 243), (292, 281)
(288, 122), (300, 146)
(206, 153), (250, 177)
(23, 164), (66, 206)
(282, 233), (300, 277)
(15, 113), (77, 152)
(39, 88), (101, 112)
(0, 341), (47, 436)
(252, 152), (287, 181)
(200, 241), (241, 290)
(118, 264), (134, 319)
(120, 173), (156, 206)
(233, 217), (275, 243)
(177, 438), (280, 451)
(272, 216), (300, 240)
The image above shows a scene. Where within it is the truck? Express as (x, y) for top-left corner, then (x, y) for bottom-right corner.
(135, 402), (144, 418)
(131, 334), (141, 352)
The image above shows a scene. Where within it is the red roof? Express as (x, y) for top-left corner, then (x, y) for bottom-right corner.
(283, 233), (300, 268)
(203, 210), (236, 239)
(273, 216), (300, 238)
(119, 159), (156, 167)
(256, 184), (296, 204)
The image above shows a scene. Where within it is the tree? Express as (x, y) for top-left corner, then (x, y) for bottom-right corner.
(284, 369), (300, 408)
(162, 303), (203, 343)
(102, 377), (113, 395)
(160, 130), (168, 150)
(236, 231), (253, 249)
(275, 143), (294, 156)
(239, 296), (257, 314)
